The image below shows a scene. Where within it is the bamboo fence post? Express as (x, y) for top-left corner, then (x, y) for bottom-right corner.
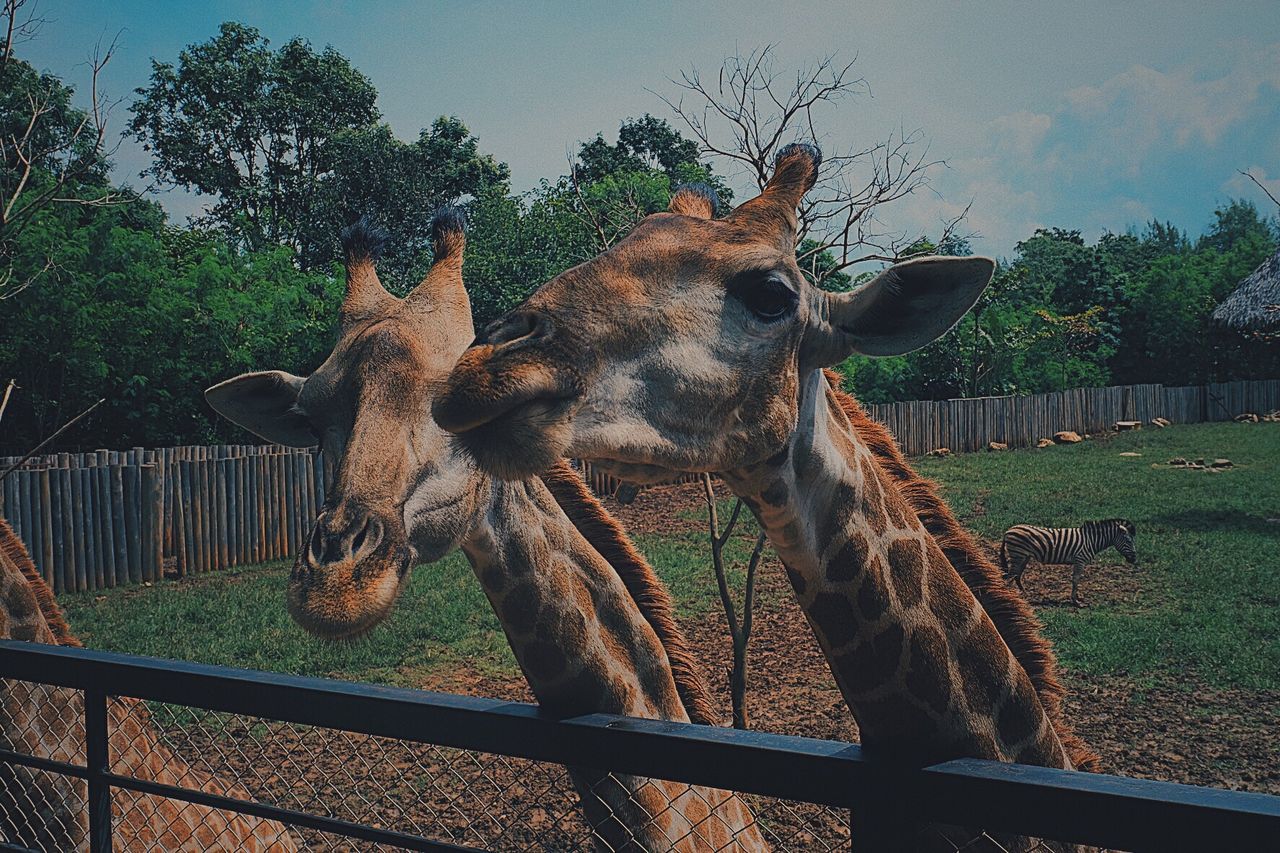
(58, 463), (74, 592)
(180, 460), (196, 577)
(284, 452), (297, 556)
(39, 467), (54, 590)
(139, 458), (154, 582)
(258, 452), (269, 561)
(73, 467), (88, 591)
(87, 461), (105, 590)
(110, 458), (128, 586)
(274, 451), (286, 558)
(250, 452), (262, 563)
(148, 459), (163, 581)
(217, 454), (231, 570)
(235, 454), (247, 566)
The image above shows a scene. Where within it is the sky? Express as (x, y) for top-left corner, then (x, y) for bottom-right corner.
(22, 0), (1280, 260)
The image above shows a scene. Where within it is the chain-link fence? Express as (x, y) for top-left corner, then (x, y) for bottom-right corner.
(2, 642), (1277, 852)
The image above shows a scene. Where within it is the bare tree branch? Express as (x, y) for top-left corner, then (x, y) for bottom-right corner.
(1, 23), (126, 244)
(660, 47), (967, 288)
(2, 0), (47, 65)
(1239, 169), (1280, 213)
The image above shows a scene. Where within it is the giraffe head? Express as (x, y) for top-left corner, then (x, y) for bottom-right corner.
(206, 211), (486, 638)
(436, 143), (994, 480)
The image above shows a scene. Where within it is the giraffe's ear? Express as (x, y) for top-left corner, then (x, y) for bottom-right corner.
(205, 371), (317, 448)
(801, 256), (995, 366)
(668, 183), (719, 219)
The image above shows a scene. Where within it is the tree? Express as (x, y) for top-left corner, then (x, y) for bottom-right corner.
(567, 115), (728, 254)
(316, 117), (508, 284)
(660, 46), (968, 288)
(128, 22), (380, 265)
(701, 475), (767, 730)
(1, 0), (121, 298)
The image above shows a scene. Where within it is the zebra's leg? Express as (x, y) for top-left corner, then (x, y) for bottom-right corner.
(1071, 561), (1087, 607)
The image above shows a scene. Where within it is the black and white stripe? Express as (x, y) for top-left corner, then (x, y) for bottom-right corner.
(1000, 519), (1138, 605)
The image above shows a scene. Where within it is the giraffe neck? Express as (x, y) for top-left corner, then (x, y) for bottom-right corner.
(460, 476), (766, 852)
(723, 370), (1069, 769)
(461, 477), (686, 720)
(0, 520), (294, 851)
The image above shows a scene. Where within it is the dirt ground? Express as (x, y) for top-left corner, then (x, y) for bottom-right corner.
(161, 479), (1276, 850)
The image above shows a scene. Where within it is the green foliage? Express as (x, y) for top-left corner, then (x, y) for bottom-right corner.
(0, 196), (341, 450)
(838, 209), (1279, 402)
(128, 22), (506, 277)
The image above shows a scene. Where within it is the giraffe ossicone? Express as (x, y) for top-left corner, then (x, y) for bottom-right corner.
(437, 143), (1097, 849)
(206, 211), (767, 851)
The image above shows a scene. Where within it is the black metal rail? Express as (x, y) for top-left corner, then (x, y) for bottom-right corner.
(1, 640), (1277, 851)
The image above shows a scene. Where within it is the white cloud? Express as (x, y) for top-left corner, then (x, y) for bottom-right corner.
(896, 40), (1280, 255)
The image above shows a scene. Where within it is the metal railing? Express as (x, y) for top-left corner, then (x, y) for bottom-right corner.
(1, 640), (1278, 851)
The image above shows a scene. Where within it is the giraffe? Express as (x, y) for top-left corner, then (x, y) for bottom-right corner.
(433, 147), (1099, 848)
(205, 211), (766, 852)
(0, 517), (296, 851)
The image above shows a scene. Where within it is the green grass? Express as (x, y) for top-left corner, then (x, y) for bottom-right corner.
(63, 421), (1279, 690)
(916, 422), (1280, 688)
(61, 551), (516, 686)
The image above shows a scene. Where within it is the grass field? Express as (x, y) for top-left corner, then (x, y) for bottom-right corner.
(62, 421), (1279, 692)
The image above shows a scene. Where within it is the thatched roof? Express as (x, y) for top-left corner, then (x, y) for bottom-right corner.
(1213, 249), (1280, 331)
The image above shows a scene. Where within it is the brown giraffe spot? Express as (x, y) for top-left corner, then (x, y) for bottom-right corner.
(837, 622), (904, 692)
(480, 564), (507, 592)
(887, 538), (925, 607)
(3, 583), (35, 622)
(859, 458), (888, 534)
(825, 531), (869, 583)
(927, 562), (974, 634)
(962, 731), (1003, 761)
(808, 593), (858, 649)
(997, 674), (1042, 750)
(500, 583), (540, 637)
(819, 481), (857, 548)
(1018, 725), (1066, 766)
(782, 561), (807, 595)
(856, 556), (890, 621)
(856, 695), (937, 749)
(955, 618), (1009, 716)
(522, 640), (569, 681)
(558, 668), (606, 710)
(904, 625), (953, 716)
(760, 478), (790, 507)
(506, 529), (549, 575)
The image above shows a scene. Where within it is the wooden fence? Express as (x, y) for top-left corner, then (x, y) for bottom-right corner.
(0, 445), (330, 595)
(0, 378), (1277, 595)
(863, 379), (1280, 456)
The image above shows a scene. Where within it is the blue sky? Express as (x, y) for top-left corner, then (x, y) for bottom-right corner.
(23, 0), (1280, 259)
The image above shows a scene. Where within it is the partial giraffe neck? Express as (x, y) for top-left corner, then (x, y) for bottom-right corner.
(460, 466), (766, 852)
(723, 371), (1070, 770)
(0, 519), (295, 852)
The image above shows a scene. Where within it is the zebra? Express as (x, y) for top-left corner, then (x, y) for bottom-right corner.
(1000, 519), (1138, 607)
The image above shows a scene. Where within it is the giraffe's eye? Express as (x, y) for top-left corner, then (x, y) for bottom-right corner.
(732, 273), (798, 322)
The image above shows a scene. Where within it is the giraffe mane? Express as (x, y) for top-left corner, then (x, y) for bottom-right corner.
(0, 518), (80, 648)
(824, 371), (1100, 772)
(541, 461), (720, 726)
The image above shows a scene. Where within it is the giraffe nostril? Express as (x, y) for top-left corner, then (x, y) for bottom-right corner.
(307, 524), (325, 567)
(348, 515), (383, 560)
(478, 310), (553, 348)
